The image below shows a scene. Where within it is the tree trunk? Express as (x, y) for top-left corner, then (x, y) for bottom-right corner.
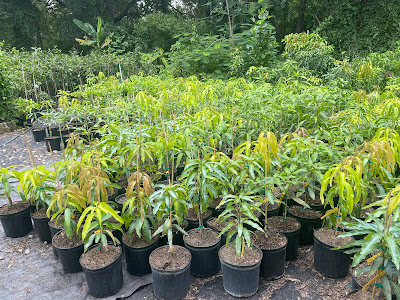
(296, 0), (307, 33)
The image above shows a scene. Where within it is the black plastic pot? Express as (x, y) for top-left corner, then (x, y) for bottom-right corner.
(0, 203), (32, 238)
(351, 268), (362, 291)
(288, 208), (322, 245)
(186, 213), (212, 230)
(45, 136), (61, 152)
(52, 230), (84, 273)
(183, 229), (221, 277)
(219, 246), (262, 297)
(160, 231), (185, 247)
(32, 128), (47, 142)
(267, 205), (280, 217)
(61, 135), (70, 149)
(80, 245), (123, 298)
(150, 245), (191, 300)
(259, 235), (288, 280)
(271, 220), (301, 261)
(31, 215), (52, 243)
(314, 231), (352, 278)
(108, 190), (119, 203)
(123, 236), (159, 275)
(48, 126), (60, 136)
(48, 221), (63, 256)
(310, 203), (325, 212)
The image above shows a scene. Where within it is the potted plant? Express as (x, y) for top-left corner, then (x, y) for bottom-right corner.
(339, 187), (400, 299)
(0, 166), (32, 237)
(78, 200), (124, 298)
(181, 155), (226, 277)
(121, 167), (159, 276)
(19, 166), (56, 243)
(316, 155), (362, 277)
(47, 181), (86, 270)
(149, 182), (191, 300)
(217, 192), (264, 297)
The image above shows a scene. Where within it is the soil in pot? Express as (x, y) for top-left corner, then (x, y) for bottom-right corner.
(314, 228), (354, 278)
(149, 245), (191, 300)
(183, 228), (221, 277)
(185, 208), (212, 230)
(206, 217), (237, 246)
(115, 194), (128, 212)
(45, 136), (61, 152)
(209, 198), (226, 217)
(0, 202), (32, 238)
(288, 206), (322, 245)
(52, 230), (84, 273)
(122, 232), (160, 275)
(252, 230), (287, 280)
(80, 245), (123, 298)
(267, 216), (301, 260)
(219, 245), (262, 297)
(80, 245), (121, 269)
(32, 128), (47, 142)
(31, 208), (51, 243)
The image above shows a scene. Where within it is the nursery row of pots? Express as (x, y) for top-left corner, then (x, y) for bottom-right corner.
(0, 200), (353, 299)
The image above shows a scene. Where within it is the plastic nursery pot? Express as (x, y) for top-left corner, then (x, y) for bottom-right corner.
(32, 128), (47, 142)
(186, 212), (212, 230)
(150, 245), (191, 300)
(48, 221), (63, 256)
(313, 231), (352, 278)
(206, 220), (237, 247)
(259, 234), (288, 280)
(45, 136), (61, 152)
(0, 202), (32, 238)
(268, 217), (301, 261)
(80, 244), (123, 298)
(108, 190), (119, 203)
(61, 135), (70, 149)
(122, 235), (160, 276)
(183, 228), (221, 277)
(48, 126), (60, 136)
(160, 230), (186, 247)
(31, 215), (52, 243)
(52, 230), (84, 273)
(219, 245), (263, 297)
(287, 207), (322, 246)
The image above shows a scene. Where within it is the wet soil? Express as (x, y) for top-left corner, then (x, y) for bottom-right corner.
(184, 228), (219, 247)
(219, 245), (262, 266)
(149, 246), (191, 271)
(32, 208), (48, 218)
(80, 245), (121, 269)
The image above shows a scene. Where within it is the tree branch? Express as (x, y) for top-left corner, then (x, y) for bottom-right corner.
(114, 0), (137, 23)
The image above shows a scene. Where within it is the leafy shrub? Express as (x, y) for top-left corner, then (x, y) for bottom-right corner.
(283, 33), (335, 76)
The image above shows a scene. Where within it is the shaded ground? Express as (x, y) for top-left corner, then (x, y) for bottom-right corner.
(0, 129), (354, 299)
(0, 129), (62, 169)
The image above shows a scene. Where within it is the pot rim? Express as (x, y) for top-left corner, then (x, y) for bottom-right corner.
(149, 245), (191, 272)
(218, 244), (263, 268)
(0, 201), (30, 217)
(122, 233), (159, 250)
(183, 228), (221, 248)
(80, 243), (122, 272)
(52, 229), (83, 250)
